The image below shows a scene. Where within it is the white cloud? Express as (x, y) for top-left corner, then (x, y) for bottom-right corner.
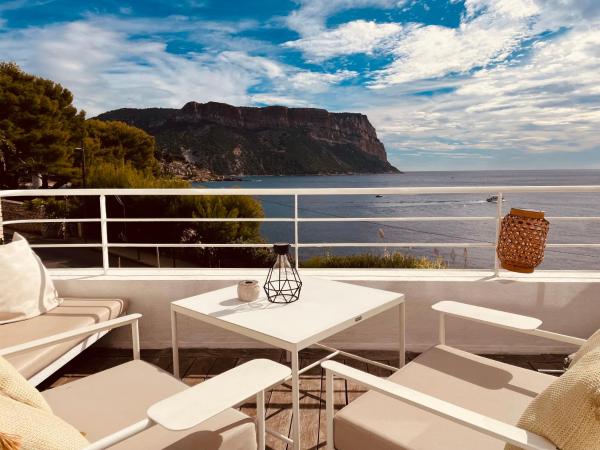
(217, 51), (286, 79)
(361, 24), (600, 161)
(0, 17), (357, 115)
(283, 20), (403, 61)
(0, 21), (258, 115)
(288, 69), (357, 91)
(249, 94), (310, 107)
(285, 0), (401, 36)
(371, 0), (539, 87)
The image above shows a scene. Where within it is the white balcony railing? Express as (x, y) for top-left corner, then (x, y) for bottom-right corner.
(1, 186), (600, 273)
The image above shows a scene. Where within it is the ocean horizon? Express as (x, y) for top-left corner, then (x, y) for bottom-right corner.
(199, 170), (600, 270)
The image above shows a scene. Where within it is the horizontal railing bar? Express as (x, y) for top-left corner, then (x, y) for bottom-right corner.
(298, 216), (496, 222)
(2, 185), (600, 198)
(546, 243), (600, 248)
(298, 242), (494, 248)
(24, 242), (600, 250)
(29, 243), (103, 248)
(107, 243), (273, 248)
(106, 217), (294, 223)
(5, 216), (600, 226)
(2, 218), (101, 225)
(546, 216), (600, 221)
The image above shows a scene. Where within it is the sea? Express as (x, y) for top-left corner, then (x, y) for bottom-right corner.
(198, 170), (600, 270)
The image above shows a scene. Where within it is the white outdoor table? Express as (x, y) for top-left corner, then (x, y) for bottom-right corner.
(170, 276), (405, 450)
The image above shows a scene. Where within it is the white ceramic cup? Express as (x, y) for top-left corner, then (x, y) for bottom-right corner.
(237, 280), (261, 302)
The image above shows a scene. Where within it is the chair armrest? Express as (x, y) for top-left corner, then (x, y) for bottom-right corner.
(148, 359), (291, 431)
(322, 361), (556, 450)
(0, 313), (142, 357)
(433, 301), (543, 331)
(432, 301), (585, 346)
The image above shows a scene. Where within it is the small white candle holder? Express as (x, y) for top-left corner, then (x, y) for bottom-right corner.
(237, 280), (261, 302)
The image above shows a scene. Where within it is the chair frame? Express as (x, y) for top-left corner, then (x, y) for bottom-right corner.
(323, 301), (587, 450)
(1, 313), (291, 450)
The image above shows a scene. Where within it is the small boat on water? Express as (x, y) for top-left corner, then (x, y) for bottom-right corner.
(486, 195), (504, 203)
(376, 194), (383, 198)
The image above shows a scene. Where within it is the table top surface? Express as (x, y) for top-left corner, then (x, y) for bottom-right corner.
(172, 276), (404, 349)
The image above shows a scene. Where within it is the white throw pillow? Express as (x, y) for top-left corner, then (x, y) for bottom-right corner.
(0, 233), (61, 324)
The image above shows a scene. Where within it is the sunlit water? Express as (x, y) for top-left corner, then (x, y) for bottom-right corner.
(199, 170), (600, 270)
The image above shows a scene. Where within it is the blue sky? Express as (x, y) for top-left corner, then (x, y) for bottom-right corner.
(1, 0), (599, 171)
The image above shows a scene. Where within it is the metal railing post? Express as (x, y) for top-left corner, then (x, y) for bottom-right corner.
(493, 192), (503, 275)
(294, 194), (299, 269)
(0, 196), (3, 244)
(99, 195), (109, 273)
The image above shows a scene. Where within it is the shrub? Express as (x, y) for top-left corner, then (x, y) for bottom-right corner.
(81, 162), (267, 267)
(301, 251), (446, 269)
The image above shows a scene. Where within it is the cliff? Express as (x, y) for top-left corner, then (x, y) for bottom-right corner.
(96, 101), (399, 178)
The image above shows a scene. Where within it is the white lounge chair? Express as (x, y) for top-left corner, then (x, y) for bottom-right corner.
(322, 301), (588, 450)
(0, 313), (291, 450)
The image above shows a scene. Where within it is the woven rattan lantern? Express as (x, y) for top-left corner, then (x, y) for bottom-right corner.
(497, 208), (549, 273)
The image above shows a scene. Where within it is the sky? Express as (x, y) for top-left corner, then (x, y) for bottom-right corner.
(0, 0), (599, 171)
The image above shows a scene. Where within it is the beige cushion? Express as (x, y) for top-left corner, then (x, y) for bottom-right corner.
(506, 349), (600, 450)
(0, 355), (88, 449)
(0, 232), (61, 324)
(334, 345), (554, 450)
(568, 328), (600, 368)
(44, 360), (257, 450)
(0, 356), (51, 412)
(0, 395), (89, 450)
(1, 298), (126, 379)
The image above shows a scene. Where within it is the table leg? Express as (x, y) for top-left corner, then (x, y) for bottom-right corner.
(171, 309), (180, 378)
(399, 302), (406, 367)
(291, 350), (301, 450)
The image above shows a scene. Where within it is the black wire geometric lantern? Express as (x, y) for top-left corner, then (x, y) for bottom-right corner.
(264, 243), (302, 303)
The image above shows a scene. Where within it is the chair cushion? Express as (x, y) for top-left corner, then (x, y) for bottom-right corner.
(0, 233), (60, 324)
(334, 345), (554, 450)
(568, 327), (600, 368)
(0, 395), (89, 450)
(506, 348), (600, 450)
(0, 356), (51, 412)
(0, 356), (88, 449)
(43, 360), (257, 450)
(1, 298), (126, 379)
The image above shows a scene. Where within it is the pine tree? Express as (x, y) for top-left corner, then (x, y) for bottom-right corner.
(0, 62), (84, 187)
(84, 119), (158, 176)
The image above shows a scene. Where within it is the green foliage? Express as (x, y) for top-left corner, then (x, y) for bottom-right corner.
(79, 162), (266, 266)
(0, 63), (158, 188)
(26, 197), (75, 218)
(86, 161), (184, 189)
(84, 119), (158, 177)
(301, 252), (446, 269)
(0, 62), (85, 187)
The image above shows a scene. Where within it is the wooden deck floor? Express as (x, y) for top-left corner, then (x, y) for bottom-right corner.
(40, 348), (566, 450)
